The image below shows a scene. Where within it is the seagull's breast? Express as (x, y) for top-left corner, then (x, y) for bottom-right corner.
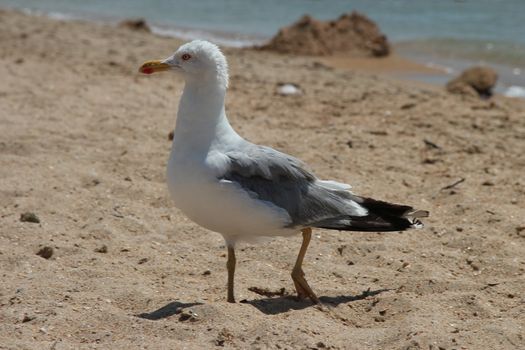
(167, 150), (293, 239)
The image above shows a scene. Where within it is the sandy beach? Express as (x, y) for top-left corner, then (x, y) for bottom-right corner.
(1, 9), (524, 350)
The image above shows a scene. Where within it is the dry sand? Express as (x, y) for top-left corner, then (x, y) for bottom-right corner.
(1, 9), (524, 350)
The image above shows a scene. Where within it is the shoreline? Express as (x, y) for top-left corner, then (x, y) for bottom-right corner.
(4, 5), (524, 98)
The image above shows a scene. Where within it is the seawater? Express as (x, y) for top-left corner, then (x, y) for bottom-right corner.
(1, 0), (524, 96)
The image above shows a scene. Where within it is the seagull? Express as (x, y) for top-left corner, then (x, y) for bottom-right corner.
(139, 40), (428, 303)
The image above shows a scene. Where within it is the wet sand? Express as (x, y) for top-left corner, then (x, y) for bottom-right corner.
(322, 54), (444, 75)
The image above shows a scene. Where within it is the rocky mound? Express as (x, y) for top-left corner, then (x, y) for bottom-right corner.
(260, 12), (390, 57)
(446, 66), (498, 98)
(118, 18), (151, 32)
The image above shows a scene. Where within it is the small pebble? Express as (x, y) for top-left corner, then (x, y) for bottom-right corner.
(400, 102), (416, 110)
(277, 83), (301, 96)
(36, 246), (53, 259)
(179, 309), (198, 322)
(22, 314), (35, 323)
(94, 245), (108, 253)
(20, 212), (40, 223)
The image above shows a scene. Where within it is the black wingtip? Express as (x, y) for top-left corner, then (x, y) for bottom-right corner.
(313, 196), (428, 232)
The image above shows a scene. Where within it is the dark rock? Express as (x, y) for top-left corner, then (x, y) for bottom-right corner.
(22, 314), (35, 323)
(94, 245), (108, 253)
(36, 246), (53, 259)
(20, 212), (40, 223)
(400, 102), (416, 110)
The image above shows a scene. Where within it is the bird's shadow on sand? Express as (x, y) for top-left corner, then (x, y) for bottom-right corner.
(241, 288), (390, 315)
(136, 301), (203, 320)
(135, 289), (389, 319)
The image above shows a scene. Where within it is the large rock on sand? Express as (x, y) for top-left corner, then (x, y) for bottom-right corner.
(260, 12), (390, 57)
(446, 66), (498, 98)
(119, 18), (151, 32)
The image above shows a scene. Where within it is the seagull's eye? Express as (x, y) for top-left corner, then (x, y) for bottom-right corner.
(181, 54), (192, 61)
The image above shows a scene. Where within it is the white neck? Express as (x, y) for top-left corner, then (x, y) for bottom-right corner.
(171, 80), (240, 158)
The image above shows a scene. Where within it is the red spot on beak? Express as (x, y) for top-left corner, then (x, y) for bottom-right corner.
(142, 67), (153, 74)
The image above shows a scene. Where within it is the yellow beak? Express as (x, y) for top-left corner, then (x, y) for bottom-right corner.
(139, 60), (171, 74)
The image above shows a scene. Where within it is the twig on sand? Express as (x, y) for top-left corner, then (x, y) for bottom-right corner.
(423, 139), (441, 149)
(248, 286), (289, 298)
(440, 178), (466, 191)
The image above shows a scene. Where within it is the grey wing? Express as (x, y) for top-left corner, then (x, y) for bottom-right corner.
(221, 144), (367, 228)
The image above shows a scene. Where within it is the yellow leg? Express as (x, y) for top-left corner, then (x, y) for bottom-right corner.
(226, 245), (236, 303)
(291, 228), (320, 303)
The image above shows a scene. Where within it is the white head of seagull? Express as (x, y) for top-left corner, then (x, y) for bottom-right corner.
(139, 40), (229, 89)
